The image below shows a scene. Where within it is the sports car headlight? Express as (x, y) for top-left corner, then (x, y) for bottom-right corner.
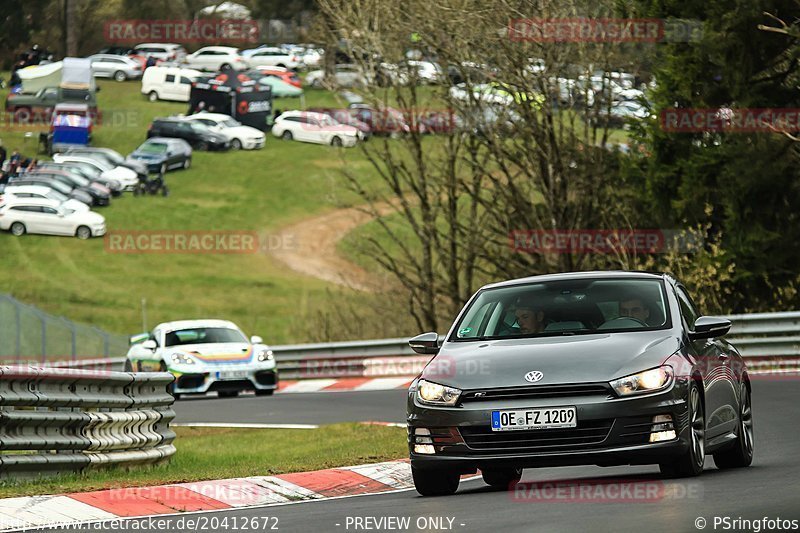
(416, 379), (461, 406)
(610, 365), (674, 396)
(170, 352), (196, 365)
(257, 349), (274, 362)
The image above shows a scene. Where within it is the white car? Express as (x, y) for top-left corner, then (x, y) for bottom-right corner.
(183, 112), (266, 150)
(406, 60), (443, 84)
(0, 198), (105, 239)
(272, 111), (360, 147)
(125, 319), (278, 399)
(305, 64), (367, 88)
(301, 48), (323, 68)
(141, 66), (203, 102)
(243, 47), (301, 69)
(133, 43), (187, 62)
(53, 154), (139, 191)
(1, 185), (89, 212)
(185, 46), (247, 72)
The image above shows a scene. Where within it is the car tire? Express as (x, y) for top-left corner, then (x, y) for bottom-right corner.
(14, 107), (32, 124)
(220, 63), (232, 71)
(281, 130), (293, 141)
(160, 163), (167, 174)
(481, 467), (522, 489)
(230, 138), (242, 150)
(114, 70), (127, 82)
(218, 391), (239, 398)
(160, 361), (180, 400)
(411, 466), (460, 496)
(197, 141), (209, 151)
(660, 381), (705, 478)
(124, 359), (134, 372)
(148, 91), (159, 102)
(10, 222), (26, 236)
(330, 136), (343, 147)
(713, 381), (754, 469)
(75, 225), (92, 240)
(255, 389), (274, 397)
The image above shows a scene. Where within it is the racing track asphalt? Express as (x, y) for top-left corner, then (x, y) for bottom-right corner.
(41, 380), (800, 533)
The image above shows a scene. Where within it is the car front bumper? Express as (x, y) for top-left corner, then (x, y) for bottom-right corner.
(173, 366), (278, 395)
(407, 378), (690, 472)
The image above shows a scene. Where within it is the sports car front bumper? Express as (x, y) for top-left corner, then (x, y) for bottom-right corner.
(173, 366), (278, 395)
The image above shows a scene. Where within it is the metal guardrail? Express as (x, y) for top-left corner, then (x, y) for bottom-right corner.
(725, 311), (800, 356)
(0, 366), (176, 479)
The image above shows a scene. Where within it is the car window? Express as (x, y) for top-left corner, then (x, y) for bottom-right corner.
(42, 207), (58, 215)
(180, 76), (192, 84)
(164, 327), (247, 346)
(165, 74), (176, 83)
(451, 278), (670, 341)
(675, 286), (700, 331)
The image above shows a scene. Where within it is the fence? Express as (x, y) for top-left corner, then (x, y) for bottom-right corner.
(0, 294), (129, 362)
(0, 366), (175, 479)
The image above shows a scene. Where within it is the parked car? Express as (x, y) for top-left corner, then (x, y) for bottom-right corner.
(6, 176), (94, 206)
(52, 154), (139, 191)
(1, 185), (90, 212)
(590, 101), (650, 127)
(25, 168), (111, 206)
(348, 104), (411, 136)
(0, 198), (105, 239)
(5, 87), (97, 123)
(246, 66), (301, 88)
(243, 47), (301, 69)
(133, 43), (187, 63)
(88, 54), (143, 81)
(306, 108), (372, 139)
(36, 161), (124, 196)
(272, 111), (360, 147)
(406, 271), (753, 496)
(63, 147), (148, 181)
(125, 319), (278, 398)
(141, 66), (203, 102)
(185, 46), (247, 72)
(147, 117), (230, 151)
(301, 48), (323, 68)
(183, 112), (265, 150)
(128, 137), (192, 174)
(305, 64), (367, 88)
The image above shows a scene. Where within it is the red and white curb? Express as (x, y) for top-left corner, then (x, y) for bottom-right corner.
(276, 377), (414, 393)
(0, 460), (416, 531)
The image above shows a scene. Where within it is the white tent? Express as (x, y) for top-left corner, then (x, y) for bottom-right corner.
(18, 61), (62, 94)
(61, 57), (94, 90)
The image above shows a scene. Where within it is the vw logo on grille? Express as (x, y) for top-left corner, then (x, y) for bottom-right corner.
(524, 370), (544, 383)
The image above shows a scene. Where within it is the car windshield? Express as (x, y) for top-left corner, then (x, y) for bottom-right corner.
(190, 122), (210, 132)
(140, 142), (168, 154)
(164, 327), (248, 346)
(45, 190), (68, 202)
(221, 118), (240, 128)
(451, 278), (670, 341)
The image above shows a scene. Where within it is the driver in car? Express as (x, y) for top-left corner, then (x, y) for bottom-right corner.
(514, 297), (547, 334)
(619, 296), (651, 324)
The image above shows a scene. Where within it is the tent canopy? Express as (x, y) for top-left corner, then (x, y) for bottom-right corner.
(18, 61), (62, 94)
(189, 72), (273, 130)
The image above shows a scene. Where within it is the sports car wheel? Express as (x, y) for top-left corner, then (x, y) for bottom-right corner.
(160, 361), (180, 400)
(412, 466), (460, 496)
(660, 381), (705, 477)
(713, 381), (754, 469)
(481, 467), (522, 489)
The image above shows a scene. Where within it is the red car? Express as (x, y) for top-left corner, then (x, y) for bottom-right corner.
(249, 67), (301, 88)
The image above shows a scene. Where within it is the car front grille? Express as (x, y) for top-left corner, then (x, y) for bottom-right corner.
(459, 419), (613, 452)
(460, 383), (612, 403)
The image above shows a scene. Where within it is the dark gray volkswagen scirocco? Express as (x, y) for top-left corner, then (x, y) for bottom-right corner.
(407, 271), (754, 496)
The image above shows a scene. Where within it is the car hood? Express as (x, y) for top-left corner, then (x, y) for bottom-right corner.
(169, 342), (255, 364)
(128, 152), (165, 162)
(226, 125), (264, 138)
(423, 331), (681, 390)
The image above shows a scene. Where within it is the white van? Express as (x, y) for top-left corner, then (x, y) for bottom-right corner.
(141, 66), (203, 102)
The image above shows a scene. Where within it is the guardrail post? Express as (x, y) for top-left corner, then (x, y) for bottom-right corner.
(62, 318), (77, 361)
(14, 299), (22, 362)
(92, 327), (110, 357)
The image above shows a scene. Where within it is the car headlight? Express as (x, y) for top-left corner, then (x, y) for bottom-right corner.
(257, 349), (274, 362)
(171, 352), (196, 365)
(416, 379), (461, 406)
(610, 365), (674, 396)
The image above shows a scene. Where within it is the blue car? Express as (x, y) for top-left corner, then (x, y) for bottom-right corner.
(127, 137), (192, 174)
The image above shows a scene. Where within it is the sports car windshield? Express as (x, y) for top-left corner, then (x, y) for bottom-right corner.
(452, 278), (670, 341)
(165, 327), (248, 346)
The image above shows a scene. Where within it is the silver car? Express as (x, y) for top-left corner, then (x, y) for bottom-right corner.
(89, 54), (142, 82)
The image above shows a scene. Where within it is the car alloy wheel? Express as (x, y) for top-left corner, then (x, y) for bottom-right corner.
(76, 226), (92, 240)
(713, 381), (754, 468)
(231, 139), (242, 150)
(114, 70), (127, 82)
(282, 130), (293, 141)
(660, 381), (705, 477)
(10, 222), (26, 236)
(149, 91), (158, 102)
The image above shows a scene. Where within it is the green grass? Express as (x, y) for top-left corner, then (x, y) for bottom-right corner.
(0, 78), (382, 343)
(0, 423), (407, 498)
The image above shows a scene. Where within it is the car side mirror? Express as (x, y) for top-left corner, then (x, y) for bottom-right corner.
(142, 339), (157, 351)
(250, 335), (263, 344)
(409, 332), (440, 355)
(689, 316), (731, 340)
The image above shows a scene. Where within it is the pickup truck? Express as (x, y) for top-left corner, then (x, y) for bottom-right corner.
(5, 87), (98, 125)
